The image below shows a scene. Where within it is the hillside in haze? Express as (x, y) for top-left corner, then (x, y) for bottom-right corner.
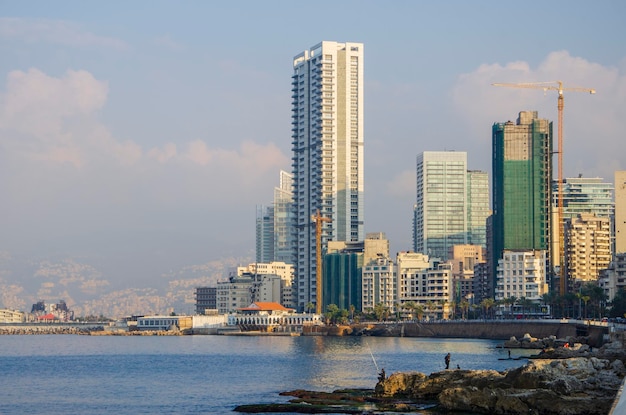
(0, 251), (252, 318)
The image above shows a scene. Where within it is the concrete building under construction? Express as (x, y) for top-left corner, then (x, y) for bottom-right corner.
(491, 111), (553, 293)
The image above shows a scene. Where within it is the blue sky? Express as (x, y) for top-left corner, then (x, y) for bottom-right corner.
(1, 1), (625, 290)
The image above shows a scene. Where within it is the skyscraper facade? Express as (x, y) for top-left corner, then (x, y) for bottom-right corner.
(414, 151), (468, 259)
(255, 205), (274, 263)
(467, 170), (490, 248)
(615, 171), (626, 254)
(492, 111), (553, 289)
(273, 170), (294, 264)
(255, 170), (294, 264)
(291, 41), (365, 311)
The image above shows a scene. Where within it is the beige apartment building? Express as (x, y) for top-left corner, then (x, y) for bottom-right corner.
(449, 244), (484, 303)
(396, 252), (453, 319)
(564, 213), (611, 283)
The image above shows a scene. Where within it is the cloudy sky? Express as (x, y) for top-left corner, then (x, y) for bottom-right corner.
(1, 1), (625, 287)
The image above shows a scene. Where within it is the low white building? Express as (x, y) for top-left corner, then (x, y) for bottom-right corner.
(362, 256), (395, 312)
(227, 302), (321, 329)
(0, 309), (25, 323)
(495, 250), (548, 302)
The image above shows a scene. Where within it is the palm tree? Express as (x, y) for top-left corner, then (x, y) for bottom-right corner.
(349, 304), (356, 321)
(581, 295), (591, 318)
(305, 302), (315, 314)
(426, 300), (435, 321)
(414, 304), (425, 321)
(373, 303), (388, 322)
(402, 301), (416, 321)
(480, 298), (495, 320)
(459, 300), (470, 320)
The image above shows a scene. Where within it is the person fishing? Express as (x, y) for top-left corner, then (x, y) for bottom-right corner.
(445, 353), (451, 369)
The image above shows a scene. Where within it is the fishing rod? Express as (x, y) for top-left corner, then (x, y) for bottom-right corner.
(365, 340), (379, 374)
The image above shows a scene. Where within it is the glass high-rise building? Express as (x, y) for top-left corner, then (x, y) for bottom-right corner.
(467, 170), (490, 248)
(255, 170), (294, 264)
(291, 41), (364, 311)
(273, 170), (294, 264)
(414, 151), (468, 259)
(491, 111), (553, 289)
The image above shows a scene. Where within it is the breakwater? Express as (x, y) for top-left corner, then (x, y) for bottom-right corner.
(352, 320), (609, 347)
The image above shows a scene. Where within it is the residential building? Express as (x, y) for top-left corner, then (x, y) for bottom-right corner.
(495, 250), (548, 302)
(396, 252), (453, 319)
(195, 287), (217, 315)
(362, 257), (395, 312)
(599, 253), (626, 300)
(616, 171), (626, 254)
(473, 261), (490, 304)
(291, 41), (364, 311)
(492, 111), (552, 293)
(216, 274), (254, 314)
(551, 176), (614, 270)
(414, 151), (468, 259)
(0, 309), (25, 323)
(241, 262), (296, 309)
(449, 244), (484, 303)
(564, 213), (611, 284)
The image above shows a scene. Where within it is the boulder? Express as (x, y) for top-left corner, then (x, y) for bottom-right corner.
(377, 356), (625, 415)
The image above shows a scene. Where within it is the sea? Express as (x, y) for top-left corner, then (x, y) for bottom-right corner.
(0, 334), (535, 414)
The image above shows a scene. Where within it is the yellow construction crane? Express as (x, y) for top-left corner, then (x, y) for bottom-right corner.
(311, 209), (331, 315)
(492, 81), (595, 296)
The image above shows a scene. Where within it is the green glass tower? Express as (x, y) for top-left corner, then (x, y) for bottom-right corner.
(492, 111), (553, 289)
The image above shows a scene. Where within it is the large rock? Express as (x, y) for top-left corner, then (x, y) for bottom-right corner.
(376, 357), (625, 415)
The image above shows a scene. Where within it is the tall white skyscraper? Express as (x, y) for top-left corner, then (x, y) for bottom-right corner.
(291, 41), (365, 311)
(414, 151), (468, 260)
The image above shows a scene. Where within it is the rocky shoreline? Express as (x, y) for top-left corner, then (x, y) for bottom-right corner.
(235, 341), (626, 414)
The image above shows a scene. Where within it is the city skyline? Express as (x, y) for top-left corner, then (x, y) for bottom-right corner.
(1, 2), (625, 315)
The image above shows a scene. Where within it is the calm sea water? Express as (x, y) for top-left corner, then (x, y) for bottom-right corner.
(0, 334), (534, 414)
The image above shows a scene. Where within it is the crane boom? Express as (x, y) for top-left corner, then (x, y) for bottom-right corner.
(492, 80), (595, 296)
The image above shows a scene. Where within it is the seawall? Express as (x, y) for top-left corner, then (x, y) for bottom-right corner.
(356, 320), (608, 346)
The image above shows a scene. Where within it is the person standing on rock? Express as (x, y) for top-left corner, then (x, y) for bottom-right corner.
(445, 353), (451, 369)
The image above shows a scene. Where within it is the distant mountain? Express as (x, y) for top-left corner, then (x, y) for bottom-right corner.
(0, 250), (252, 318)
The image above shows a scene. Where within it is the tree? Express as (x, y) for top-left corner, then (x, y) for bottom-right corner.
(325, 304), (340, 324)
(609, 288), (626, 318)
(480, 298), (495, 320)
(426, 300), (435, 320)
(459, 300), (470, 320)
(373, 303), (389, 322)
(401, 301), (414, 320)
(305, 302), (315, 314)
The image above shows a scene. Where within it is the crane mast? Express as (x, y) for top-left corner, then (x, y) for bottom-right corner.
(311, 209), (331, 315)
(492, 81), (595, 296)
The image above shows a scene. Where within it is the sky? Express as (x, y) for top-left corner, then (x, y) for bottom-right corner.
(1, 1), (625, 293)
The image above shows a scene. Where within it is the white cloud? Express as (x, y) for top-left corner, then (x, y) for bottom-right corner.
(451, 50), (626, 180)
(0, 17), (129, 50)
(0, 68), (109, 167)
(0, 67), (290, 264)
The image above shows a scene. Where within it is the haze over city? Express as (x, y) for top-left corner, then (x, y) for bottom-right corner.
(1, 1), (625, 316)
